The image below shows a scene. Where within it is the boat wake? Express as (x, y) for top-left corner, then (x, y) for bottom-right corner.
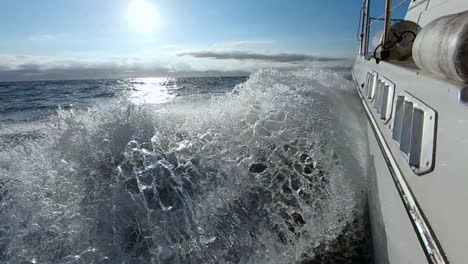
(0, 66), (370, 263)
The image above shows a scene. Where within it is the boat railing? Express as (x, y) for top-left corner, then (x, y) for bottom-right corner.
(357, 0), (411, 58)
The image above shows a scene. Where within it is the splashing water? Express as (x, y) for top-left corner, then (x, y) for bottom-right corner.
(0, 66), (370, 263)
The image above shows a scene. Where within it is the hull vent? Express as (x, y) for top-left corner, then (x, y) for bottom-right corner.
(365, 71), (378, 100)
(373, 77), (395, 123)
(391, 92), (437, 175)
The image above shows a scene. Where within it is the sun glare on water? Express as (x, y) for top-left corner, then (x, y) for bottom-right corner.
(127, 0), (158, 33)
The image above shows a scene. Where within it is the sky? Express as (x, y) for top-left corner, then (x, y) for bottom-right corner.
(0, 0), (410, 81)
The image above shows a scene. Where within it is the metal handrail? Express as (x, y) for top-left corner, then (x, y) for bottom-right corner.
(358, 0), (372, 56)
(364, 0), (371, 56)
(357, 5), (365, 42)
(370, 17), (404, 21)
(382, 0), (393, 58)
(368, 0), (411, 27)
(357, 0), (411, 58)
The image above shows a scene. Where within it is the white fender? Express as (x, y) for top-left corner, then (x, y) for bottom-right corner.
(413, 10), (468, 83)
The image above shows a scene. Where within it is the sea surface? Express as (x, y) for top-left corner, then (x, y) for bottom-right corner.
(0, 65), (371, 263)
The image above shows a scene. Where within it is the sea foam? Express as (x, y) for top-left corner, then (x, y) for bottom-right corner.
(0, 65), (370, 263)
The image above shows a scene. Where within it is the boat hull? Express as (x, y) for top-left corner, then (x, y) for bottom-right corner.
(351, 55), (468, 263)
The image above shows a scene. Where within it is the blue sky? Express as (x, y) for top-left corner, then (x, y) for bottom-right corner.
(0, 0), (410, 81)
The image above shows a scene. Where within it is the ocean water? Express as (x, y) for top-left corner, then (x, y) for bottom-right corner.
(0, 65), (371, 263)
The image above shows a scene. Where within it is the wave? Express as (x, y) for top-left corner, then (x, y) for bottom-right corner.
(0, 65), (370, 263)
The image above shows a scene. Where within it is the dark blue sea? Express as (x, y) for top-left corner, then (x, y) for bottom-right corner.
(0, 66), (371, 263)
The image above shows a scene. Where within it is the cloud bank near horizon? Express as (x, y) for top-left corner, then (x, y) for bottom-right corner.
(0, 51), (350, 82)
(0, 62), (250, 82)
(177, 51), (343, 63)
(0, 54), (248, 81)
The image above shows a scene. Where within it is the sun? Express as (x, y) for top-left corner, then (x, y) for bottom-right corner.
(127, 0), (158, 34)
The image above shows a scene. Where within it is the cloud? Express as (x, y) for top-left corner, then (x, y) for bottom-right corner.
(28, 33), (72, 42)
(210, 40), (277, 50)
(29, 34), (56, 41)
(0, 46), (350, 81)
(0, 55), (249, 81)
(177, 51), (343, 63)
